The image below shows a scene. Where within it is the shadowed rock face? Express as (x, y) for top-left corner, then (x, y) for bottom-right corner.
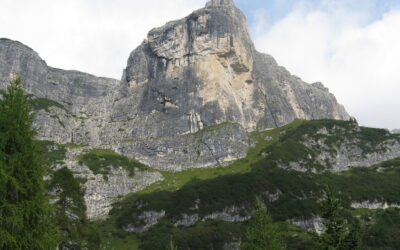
(0, 0), (350, 171)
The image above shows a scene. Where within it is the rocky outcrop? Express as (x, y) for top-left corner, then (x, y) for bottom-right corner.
(123, 210), (166, 233)
(288, 217), (324, 235)
(120, 0), (349, 139)
(315, 139), (400, 172)
(351, 201), (400, 210)
(128, 205), (251, 231)
(0, 0), (350, 171)
(115, 122), (249, 171)
(53, 147), (163, 219)
(277, 122), (400, 172)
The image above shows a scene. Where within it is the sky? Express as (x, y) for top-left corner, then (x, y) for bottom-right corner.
(1, 0), (399, 129)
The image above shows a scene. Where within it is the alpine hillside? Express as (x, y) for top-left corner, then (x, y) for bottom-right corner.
(1, 0), (399, 250)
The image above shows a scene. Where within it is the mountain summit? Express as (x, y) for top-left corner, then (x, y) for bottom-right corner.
(119, 0), (349, 139)
(206, 0), (236, 7)
(0, 1), (349, 172)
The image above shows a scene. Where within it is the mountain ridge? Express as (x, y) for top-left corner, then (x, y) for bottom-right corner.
(1, 2), (400, 249)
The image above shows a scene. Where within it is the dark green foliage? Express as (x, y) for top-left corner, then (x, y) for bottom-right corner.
(319, 166), (400, 205)
(37, 140), (67, 167)
(242, 198), (285, 250)
(319, 187), (361, 250)
(112, 165), (322, 230)
(278, 222), (318, 250)
(78, 149), (146, 180)
(138, 220), (243, 250)
(379, 158), (400, 169)
(111, 149), (400, 239)
(0, 76), (58, 249)
(29, 96), (67, 112)
(98, 120), (400, 249)
(49, 167), (100, 249)
(361, 208), (400, 249)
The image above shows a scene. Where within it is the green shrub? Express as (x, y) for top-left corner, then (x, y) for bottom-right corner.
(78, 149), (147, 180)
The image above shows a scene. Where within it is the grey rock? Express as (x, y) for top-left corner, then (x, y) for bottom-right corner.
(56, 147), (163, 219)
(154, 205), (251, 230)
(312, 138), (400, 172)
(122, 0), (350, 139)
(202, 205), (251, 222)
(122, 210), (166, 233)
(351, 201), (400, 209)
(0, 0), (350, 172)
(279, 124), (400, 172)
(115, 122), (249, 171)
(288, 216), (324, 235)
(174, 213), (200, 227)
(263, 190), (283, 202)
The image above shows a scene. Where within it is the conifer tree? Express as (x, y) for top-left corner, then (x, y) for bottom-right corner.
(0, 76), (57, 249)
(242, 197), (285, 250)
(319, 186), (361, 250)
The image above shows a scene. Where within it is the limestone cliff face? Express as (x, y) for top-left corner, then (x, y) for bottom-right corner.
(0, 0), (349, 171)
(119, 0), (349, 140)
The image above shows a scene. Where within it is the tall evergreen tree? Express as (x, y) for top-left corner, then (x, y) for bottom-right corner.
(242, 198), (285, 250)
(319, 186), (361, 250)
(0, 76), (57, 249)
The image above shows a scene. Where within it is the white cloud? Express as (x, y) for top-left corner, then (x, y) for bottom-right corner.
(252, 2), (400, 129)
(0, 0), (205, 79)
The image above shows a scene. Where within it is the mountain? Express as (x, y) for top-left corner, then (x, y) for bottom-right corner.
(0, 0), (349, 173)
(1, 0), (399, 249)
(392, 129), (400, 134)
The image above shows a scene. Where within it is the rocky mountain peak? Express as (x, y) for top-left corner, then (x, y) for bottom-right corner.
(122, 0), (349, 138)
(1, 1), (350, 171)
(205, 0), (236, 8)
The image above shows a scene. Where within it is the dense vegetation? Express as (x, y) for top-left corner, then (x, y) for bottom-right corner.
(242, 198), (284, 250)
(8, 93), (399, 250)
(93, 119), (400, 249)
(319, 187), (361, 250)
(49, 167), (100, 249)
(0, 77), (58, 249)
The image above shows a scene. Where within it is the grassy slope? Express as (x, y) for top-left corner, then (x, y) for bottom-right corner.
(136, 120), (305, 195)
(43, 119), (400, 249)
(99, 120), (400, 249)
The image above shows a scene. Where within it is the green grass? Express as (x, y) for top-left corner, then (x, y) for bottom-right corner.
(78, 149), (149, 180)
(132, 120), (306, 195)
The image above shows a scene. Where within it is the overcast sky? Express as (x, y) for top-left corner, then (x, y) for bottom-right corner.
(1, 0), (399, 129)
